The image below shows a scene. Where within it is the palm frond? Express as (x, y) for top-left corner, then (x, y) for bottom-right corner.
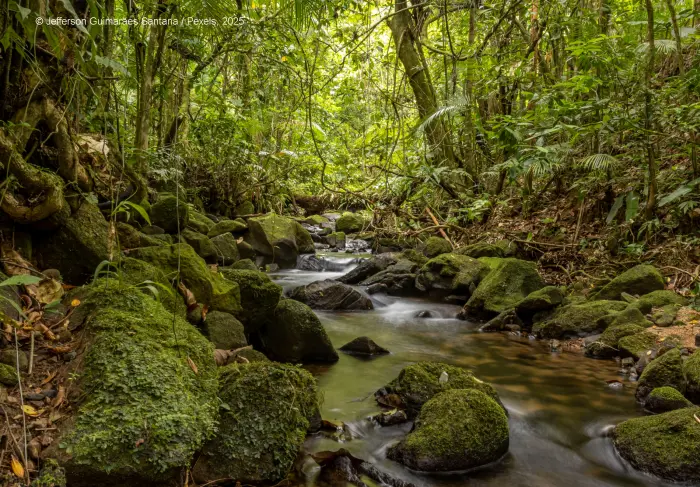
(635, 39), (678, 56)
(415, 96), (471, 135)
(578, 153), (619, 172)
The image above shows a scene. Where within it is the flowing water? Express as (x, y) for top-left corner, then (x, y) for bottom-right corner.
(271, 255), (672, 487)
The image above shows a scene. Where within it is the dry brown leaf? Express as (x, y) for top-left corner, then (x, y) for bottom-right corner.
(1, 245), (32, 276)
(187, 356), (198, 375)
(53, 385), (65, 408)
(30, 278), (64, 305)
(28, 437), (42, 460)
(201, 304), (209, 321)
(10, 455), (24, 478)
(47, 345), (72, 354)
(177, 282), (197, 310)
(35, 323), (57, 341)
(22, 405), (42, 417)
(135, 438), (145, 447)
(40, 370), (57, 385)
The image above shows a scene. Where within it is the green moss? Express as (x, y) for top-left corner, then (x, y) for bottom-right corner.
(237, 349), (270, 363)
(645, 387), (692, 413)
(454, 243), (505, 258)
(230, 258), (258, 271)
(116, 222), (165, 249)
(608, 307), (654, 328)
(377, 362), (502, 417)
(635, 348), (685, 401)
(592, 264), (665, 301)
(304, 214), (329, 225)
(149, 195), (189, 234)
(626, 290), (688, 314)
(31, 459), (66, 487)
(336, 212), (367, 233)
(683, 350), (700, 403)
(192, 362), (319, 484)
(614, 407), (700, 482)
(245, 214), (314, 267)
(617, 331), (657, 359)
(516, 286), (564, 313)
(532, 300), (628, 339)
(219, 269), (282, 331)
(60, 281), (218, 481)
(398, 248), (428, 266)
(0, 362), (19, 386)
(187, 211), (215, 234)
(210, 233), (240, 265)
(207, 219), (247, 238)
(180, 228), (216, 262)
(415, 253), (487, 296)
(585, 324), (645, 358)
(423, 237), (452, 258)
(464, 258), (545, 317)
(325, 231), (346, 248)
(203, 311), (247, 349)
(651, 304), (683, 327)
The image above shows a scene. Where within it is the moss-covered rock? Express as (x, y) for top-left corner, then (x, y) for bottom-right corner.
(415, 253), (488, 299)
(244, 214), (314, 267)
(289, 279), (373, 310)
(608, 306), (654, 328)
(187, 211), (215, 235)
(375, 362), (502, 417)
(0, 349), (28, 371)
(203, 311), (247, 350)
(116, 222), (165, 250)
(645, 386), (693, 413)
(230, 258), (258, 271)
(303, 214), (330, 226)
(515, 286), (564, 316)
(335, 212), (367, 233)
(219, 269), (282, 331)
(31, 458), (66, 487)
(585, 324), (645, 359)
(49, 281), (218, 485)
(387, 389), (509, 472)
(592, 265), (665, 301)
(34, 201), (110, 284)
(338, 253), (397, 284)
(234, 201), (255, 216)
(236, 240), (256, 260)
(532, 300), (628, 339)
(0, 362), (19, 385)
(180, 229), (216, 262)
(683, 350), (700, 404)
(207, 219), (248, 238)
(359, 259), (419, 296)
(149, 195), (189, 234)
(651, 304), (683, 327)
(454, 242), (505, 259)
(258, 299), (338, 363)
(209, 233), (240, 266)
(324, 231), (346, 249)
(462, 258), (545, 319)
(613, 407), (700, 482)
(618, 331), (657, 360)
(192, 362), (319, 484)
(128, 244), (241, 315)
(626, 290), (688, 314)
(635, 348), (685, 402)
(423, 237), (452, 258)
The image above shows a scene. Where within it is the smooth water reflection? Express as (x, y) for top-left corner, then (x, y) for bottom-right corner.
(272, 263), (672, 487)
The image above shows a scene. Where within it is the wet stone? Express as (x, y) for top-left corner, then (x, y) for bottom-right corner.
(339, 337), (390, 356)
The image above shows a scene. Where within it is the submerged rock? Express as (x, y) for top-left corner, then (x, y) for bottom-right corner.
(289, 279), (373, 310)
(644, 386), (692, 413)
(415, 253), (487, 299)
(613, 407), (700, 482)
(339, 336), (389, 356)
(592, 264), (665, 301)
(193, 362), (320, 485)
(387, 389), (509, 472)
(259, 299), (338, 363)
(635, 348), (685, 402)
(244, 214), (314, 268)
(532, 300), (628, 339)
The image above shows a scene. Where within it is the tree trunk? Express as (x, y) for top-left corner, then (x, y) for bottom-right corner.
(664, 0), (684, 75)
(643, 0), (657, 220)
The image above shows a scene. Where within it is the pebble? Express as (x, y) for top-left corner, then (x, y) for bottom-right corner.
(24, 393), (45, 401)
(608, 381), (624, 390)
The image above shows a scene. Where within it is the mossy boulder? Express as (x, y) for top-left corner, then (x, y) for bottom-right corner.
(532, 300), (628, 339)
(337, 253), (397, 284)
(324, 231), (346, 249)
(0, 362), (19, 386)
(592, 265), (665, 301)
(207, 219), (247, 238)
(454, 242), (505, 258)
(651, 304), (683, 327)
(202, 311), (247, 350)
(618, 331), (657, 360)
(219, 269), (282, 331)
(180, 229), (216, 262)
(187, 211), (215, 235)
(149, 195), (189, 234)
(258, 299), (338, 363)
(635, 348), (685, 402)
(515, 286), (564, 316)
(462, 258), (545, 319)
(192, 362), (319, 484)
(234, 201), (255, 216)
(128, 244), (241, 315)
(210, 233), (240, 266)
(34, 201), (110, 284)
(303, 214), (329, 226)
(236, 240), (256, 260)
(626, 290), (688, 314)
(0, 349), (28, 371)
(415, 253), (488, 299)
(645, 386), (693, 413)
(375, 362), (502, 418)
(335, 212), (367, 233)
(245, 214), (314, 268)
(608, 306), (654, 328)
(387, 389), (509, 472)
(585, 324), (645, 359)
(288, 279), (373, 310)
(683, 350), (700, 403)
(423, 237), (452, 258)
(613, 407), (700, 482)
(48, 281), (218, 485)
(230, 258), (258, 271)
(116, 222), (165, 249)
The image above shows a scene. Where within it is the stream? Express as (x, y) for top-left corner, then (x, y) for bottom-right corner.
(271, 254), (671, 487)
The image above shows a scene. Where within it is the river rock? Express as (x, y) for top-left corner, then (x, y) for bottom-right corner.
(375, 362), (502, 418)
(650, 304), (682, 327)
(193, 362), (320, 485)
(207, 219), (247, 238)
(44, 280), (218, 486)
(626, 290), (688, 314)
(613, 407), (700, 482)
(0, 363), (18, 386)
(219, 268), (282, 331)
(203, 311), (247, 350)
(336, 212), (367, 233)
(236, 240), (256, 260)
(244, 214), (314, 268)
(297, 254), (352, 272)
(180, 228), (216, 262)
(370, 409), (408, 426)
(592, 264), (665, 301)
(683, 350), (700, 403)
(149, 194), (189, 234)
(454, 242), (505, 258)
(644, 386), (693, 413)
(480, 309), (523, 332)
(422, 237), (452, 258)
(635, 348), (685, 402)
(532, 300), (628, 339)
(324, 231), (346, 249)
(339, 336), (389, 356)
(387, 389), (509, 472)
(337, 253), (397, 284)
(230, 258), (258, 271)
(210, 233), (240, 265)
(258, 299), (338, 363)
(116, 222), (165, 249)
(415, 253), (487, 300)
(618, 331), (657, 359)
(187, 211), (215, 234)
(34, 201), (110, 284)
(585, 324), (645, 358)
(461, 258), (545, 319)
(359, 259), (419, 296)
(515, 286), (564, 318)
(288, 280), (373, 310)
(0, 349), (28, 371)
